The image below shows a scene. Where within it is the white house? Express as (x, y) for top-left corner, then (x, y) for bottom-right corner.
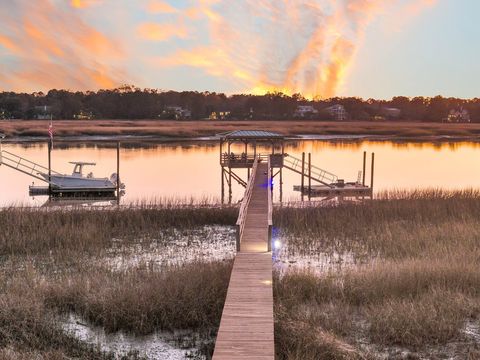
(294, 105), (319, 118)
(325, 104), (347, 121)
(447, 107), (470, 123)
(34, 105), (53, 120)
(162, 106), (192, 120)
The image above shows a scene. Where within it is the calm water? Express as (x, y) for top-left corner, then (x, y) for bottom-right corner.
(1, 140), (480, 206)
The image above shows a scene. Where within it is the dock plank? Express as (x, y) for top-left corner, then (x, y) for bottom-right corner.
(213, 163), (274, 360)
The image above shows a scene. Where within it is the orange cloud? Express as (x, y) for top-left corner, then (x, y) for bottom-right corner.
(0, 0), (127, 92)
(71, 0), (102, 9)
(147, 1), (178, 14)
(158, 0), (437, 99)
(137, 22), (188, 41)
(0, 34), (20, 54)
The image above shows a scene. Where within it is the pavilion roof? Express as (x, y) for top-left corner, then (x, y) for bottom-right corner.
(220, 130), (284, 140)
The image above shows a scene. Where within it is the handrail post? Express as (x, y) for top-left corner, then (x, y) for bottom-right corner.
(267, 156), (273, 252)
(236, 224), (241, 252)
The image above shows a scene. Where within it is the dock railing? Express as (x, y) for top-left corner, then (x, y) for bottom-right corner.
(267, 156), (273, 252)
(221, 153), (270, 167)
(235, 156), (259, 251)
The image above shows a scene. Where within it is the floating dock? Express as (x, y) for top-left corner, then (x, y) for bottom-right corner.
(293, 183), (372, 197)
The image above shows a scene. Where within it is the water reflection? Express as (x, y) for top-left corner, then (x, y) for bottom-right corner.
(2, 140), (480, 206)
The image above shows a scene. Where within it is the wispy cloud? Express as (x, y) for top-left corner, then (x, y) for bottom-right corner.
(0, 0), (126, 92)
(0, 0), (438, 96)
(146, 0), (178, 14)
(137, 22), (188, 41)
(71, 0), (103, 9)
(153, 0), (439, 98)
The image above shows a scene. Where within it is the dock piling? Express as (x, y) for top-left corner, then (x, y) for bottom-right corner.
(116, 142), (120, 202)
(362, 151), (366, 186)
(48, 141), (52, 198)
(301, 152), (305, 199)
(308, 152), (312, 199)
(370, 152), (375, 196)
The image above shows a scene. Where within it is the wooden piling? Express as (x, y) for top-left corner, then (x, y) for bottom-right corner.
(301, 152), (305, 196)
(116, 142), (120, 199)
(221, 168), (225, 204)
(370, 152), (375, 196)
(48, 141), (52, 198)
(308, 152), (312, 199)
(362, 151), (366, 186)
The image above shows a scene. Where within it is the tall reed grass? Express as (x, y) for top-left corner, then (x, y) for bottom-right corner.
(274, 189), (480, 359)
(0, 204), (237, 256)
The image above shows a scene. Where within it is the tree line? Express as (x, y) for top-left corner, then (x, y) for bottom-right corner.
(0, 85), (479, 122)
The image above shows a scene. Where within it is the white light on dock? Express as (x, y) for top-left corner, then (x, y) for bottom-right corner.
(274, 239), (281, 249)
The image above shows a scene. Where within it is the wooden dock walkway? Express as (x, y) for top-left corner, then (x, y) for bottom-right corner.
(213, 161), (274, 359)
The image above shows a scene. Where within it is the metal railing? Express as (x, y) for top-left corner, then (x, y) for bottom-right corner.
(283, 154), (338, 186)
(235, 156), (259, 251)
(0, 150), (61, 184)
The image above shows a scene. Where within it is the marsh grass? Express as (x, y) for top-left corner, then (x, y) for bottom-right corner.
(0, 204), (236, 359)
(274, 189), (480, 359)
(3, 119), (480, 140)
(0, 204), (237, 256)
(43, 261), (233, 334)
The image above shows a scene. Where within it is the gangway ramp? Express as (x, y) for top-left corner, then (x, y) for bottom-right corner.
(0, 149), (59, 184)
(283, 153), (338, 187)
(213, 159), (274, 359)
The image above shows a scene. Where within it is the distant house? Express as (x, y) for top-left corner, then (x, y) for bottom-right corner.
(446, 107), (470, 123)
(209, 111), (231, 120)
(160, 106), (192, 120)
(34, 105), (53, 120)
(324, 104), (347, 121)
(294, 105), (318, 118)
(73, 110), (94, 120)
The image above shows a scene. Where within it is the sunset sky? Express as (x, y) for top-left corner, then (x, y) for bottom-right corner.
(0, 0), (477, 99)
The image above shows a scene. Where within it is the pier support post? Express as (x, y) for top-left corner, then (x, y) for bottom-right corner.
(370, 152), (375, 198)
(48, 141), (52, 198)
(279, 167), (283, 204)
(221, 167), (225, 204)
(308, 153), (312, 200)
(301, 152), (305, 200)
(116, 142), (120, 204)
(228, 167), (232, 204)
(362, 151), (366, 186)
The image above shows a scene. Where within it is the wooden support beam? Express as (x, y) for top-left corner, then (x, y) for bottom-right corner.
(221, 167), (225, 204)
(301, 152), (305, 198)
(362, 151), (366, 186)
(309, 155), (313, 194)
(48, 141), (52, 198)
(116, 142), (120, 205)
(370, 152), (375, 197)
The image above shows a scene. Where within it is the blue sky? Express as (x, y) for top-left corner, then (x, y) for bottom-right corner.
(345, 0), (480, 99)
(0, 0), (478, 99)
